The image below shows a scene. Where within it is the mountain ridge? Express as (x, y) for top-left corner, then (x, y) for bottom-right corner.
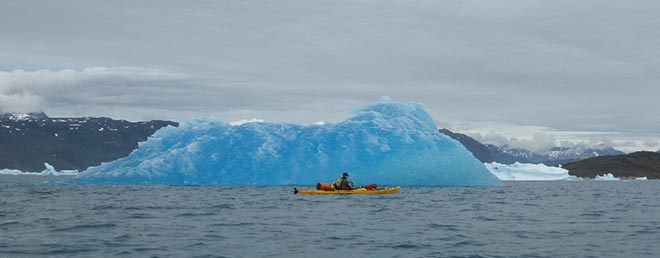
(439, 129), (624, 166)
(0, 112), (49, 121)
(0, 113), (177, 171)
(439, 128), (494, 163)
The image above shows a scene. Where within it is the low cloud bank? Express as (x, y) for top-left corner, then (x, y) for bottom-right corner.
(0, 67), (187, 114)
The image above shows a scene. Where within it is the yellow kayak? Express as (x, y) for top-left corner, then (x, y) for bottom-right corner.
(294, 186), (400, 195)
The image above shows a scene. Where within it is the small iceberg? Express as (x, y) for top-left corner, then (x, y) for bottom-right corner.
(39, 163), (79, 176)
(0, 163), (79, 176)
(0, 168), (26, 175)
(484, 162), (570, 181)
(594, 173), (620, 181)
(565, 175), (584, 181)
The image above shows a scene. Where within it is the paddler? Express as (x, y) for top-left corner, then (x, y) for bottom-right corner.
(334, 172), (355, 190)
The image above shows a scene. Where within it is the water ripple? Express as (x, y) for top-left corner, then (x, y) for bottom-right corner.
(2, 178), (660, 257)
(53, 223), (117, 232)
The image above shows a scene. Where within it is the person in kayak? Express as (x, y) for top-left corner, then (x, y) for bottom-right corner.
(334, 172), (354, 190)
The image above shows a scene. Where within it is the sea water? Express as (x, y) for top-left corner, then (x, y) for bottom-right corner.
(1, 175), (659, 258)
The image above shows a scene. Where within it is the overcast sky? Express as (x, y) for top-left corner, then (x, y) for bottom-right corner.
(1, 0), (659, 152)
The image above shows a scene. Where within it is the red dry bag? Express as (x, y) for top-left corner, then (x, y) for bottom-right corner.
(316, 182), (333, 190)
(363, 184), (377, 190)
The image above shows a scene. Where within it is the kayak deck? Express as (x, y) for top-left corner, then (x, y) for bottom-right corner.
(294, 186), (400, 195)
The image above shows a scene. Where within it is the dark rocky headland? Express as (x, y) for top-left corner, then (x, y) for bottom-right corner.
(563, 151), (660, 179)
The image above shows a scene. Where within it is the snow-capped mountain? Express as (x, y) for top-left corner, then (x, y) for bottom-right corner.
(486, 144), (625, 166)
(439, 128), (625, 166)
(485, 144), (545, 164)
(543, 146), (624, 164)
(0, 112), (49, 121)
(0, 112), (177, 172)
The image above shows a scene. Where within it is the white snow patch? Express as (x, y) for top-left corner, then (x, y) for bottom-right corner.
(9, 113), (31, 121)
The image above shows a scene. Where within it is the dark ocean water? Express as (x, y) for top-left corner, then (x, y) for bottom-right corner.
(1, 175), (660, 258)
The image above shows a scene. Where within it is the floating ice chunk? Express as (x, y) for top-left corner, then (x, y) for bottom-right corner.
(565, 175), (584, 181)
(594, 173), (619, 181)
(484, 162), (570, 181)
(40, 163), (59, 176)
(0, 163), (79, 176)
(58, 170), (80, 176)
(39, 163), (79, 176)
(72, 99), (501, 186)
(635, 177), (648, 181)
(0, 168), (27, 175)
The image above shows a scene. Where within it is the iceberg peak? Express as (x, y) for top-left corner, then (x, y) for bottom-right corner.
(379, 96), (393, 103)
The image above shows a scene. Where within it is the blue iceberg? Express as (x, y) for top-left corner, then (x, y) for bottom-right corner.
(72, 98), (500, 186)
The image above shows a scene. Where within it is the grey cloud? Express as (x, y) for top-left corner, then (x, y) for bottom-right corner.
(470, 132), (559, 153)
(644, 140), (660, 148)
(1, 0), (660, 150)
(0, 67), (190, 114)
(0, 92), (42, 113)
